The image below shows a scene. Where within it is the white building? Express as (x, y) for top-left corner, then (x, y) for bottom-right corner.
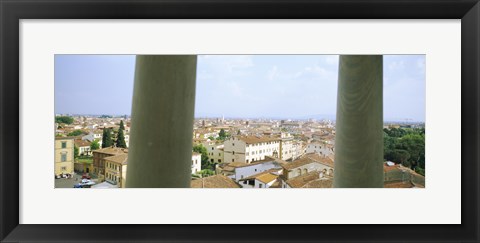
(279, 133), (295, 161)
(74, 139), (91, 156)
(239, 169), (282, 188)
(192, 152), (202, 174)
(224, 135), (281, 163)
(82, 130), (102, 142)
(124, 133), (130, 148)
(216, 157), (286, 188)
(306, 141), (334, 157)
(280, 153), (334, 184)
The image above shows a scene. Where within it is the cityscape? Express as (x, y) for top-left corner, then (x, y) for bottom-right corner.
(55, 55), (425, 189)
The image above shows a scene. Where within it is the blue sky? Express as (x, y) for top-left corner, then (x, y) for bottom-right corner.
(55, 55), (425, 122)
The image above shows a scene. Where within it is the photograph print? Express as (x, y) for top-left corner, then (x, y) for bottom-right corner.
(54, 54), (425, 189)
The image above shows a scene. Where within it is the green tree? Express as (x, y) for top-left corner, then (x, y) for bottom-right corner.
(193, 144), (217, 170)
(218, 129), (227, 140)
(384, 127), (425, 171)
(74, 145), (79, 158)
(398, 133), (425, 169)
(67, 129), (84, 137)
(208, 136), (215, 141)
(55, 116), (74, 124)
(102, 128), (114, 148)
(116, 128), (127, 148)
(394, 149), (411, 167)
(193, 144), (211, 169)
(119, 120), (125, 130)
(199, 169), (215, 178)
(90, 139), (100, 150)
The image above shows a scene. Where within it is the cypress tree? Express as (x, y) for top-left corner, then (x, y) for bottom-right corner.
(102, 128), (114, 148)
(116, 128), (127, 148)
(119, 120), (125, 131)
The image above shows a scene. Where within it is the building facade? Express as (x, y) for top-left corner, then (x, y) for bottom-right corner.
(192, 152), (201, 174)
(203, 141), (225, 164)
(92, 147), (128, 179)
(54, 137), (75, 176)
(223, 136), (281, 163)
(104, 154), (128, 188)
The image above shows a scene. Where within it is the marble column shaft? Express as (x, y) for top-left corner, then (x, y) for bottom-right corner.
(126, 55), (197, 188)
(333, 55), (384, 188)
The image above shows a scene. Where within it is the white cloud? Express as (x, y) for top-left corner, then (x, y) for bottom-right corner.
(294, 64), (333, 80)
(325, 55), (339, 65)
(416, 57), (426, 73)
(267, 66), (278, 81)
(388, 60), (405, 71)
(199, 55), (253, 75)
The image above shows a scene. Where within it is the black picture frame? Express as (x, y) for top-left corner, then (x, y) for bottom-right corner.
(1, 0), (479, 242)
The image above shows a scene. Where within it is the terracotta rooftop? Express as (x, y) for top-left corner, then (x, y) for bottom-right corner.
(93, 147), (128, 155)
(255, 173), (279, 184)
(74, 139), (91, 147)
(285, 171), (321, 188)
(282, 153), (333, 170)
(104, 154), (128, 165)
(302, 178), (333, 188)
(235, 135), (281, 144)
(239, 168), (282, 182)
(191, 175), (241, 188)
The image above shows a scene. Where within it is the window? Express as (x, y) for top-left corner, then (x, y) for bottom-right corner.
(232, 143), (235, 146)
(246, 159), (249, 163)
(61, 166), (66, 171)
(218, 159), (221, 163)
(232, 159), (234, 162)
(233, 151), (235, 155)
(259, 184), (263, 188)
(61, 153), (67, 162)
(61, 142), (66, 148)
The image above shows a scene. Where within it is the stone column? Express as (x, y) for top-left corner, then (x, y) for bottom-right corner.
(126, 55), (197, 188)
(333, 55), (384, 188)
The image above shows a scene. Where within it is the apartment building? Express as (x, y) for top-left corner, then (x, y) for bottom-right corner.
(54, 137), (75, 176)
(223, 135), (281, 163)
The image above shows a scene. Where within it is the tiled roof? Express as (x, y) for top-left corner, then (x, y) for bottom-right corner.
(285, 171), (320, 188)
(74, 139), (91, 147)
(302, 178), (333, 188)
(93, 147), (128, 155)
(104, 154), (128, 165)
(239, 168), (281, 181)
(256, 173), (279, 184)
(282, 153), (333, 170)
(190, 175), (241, 188)
(235, 135), (281, 144)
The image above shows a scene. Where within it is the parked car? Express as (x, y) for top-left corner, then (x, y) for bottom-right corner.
(73, 179), (95, 188)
